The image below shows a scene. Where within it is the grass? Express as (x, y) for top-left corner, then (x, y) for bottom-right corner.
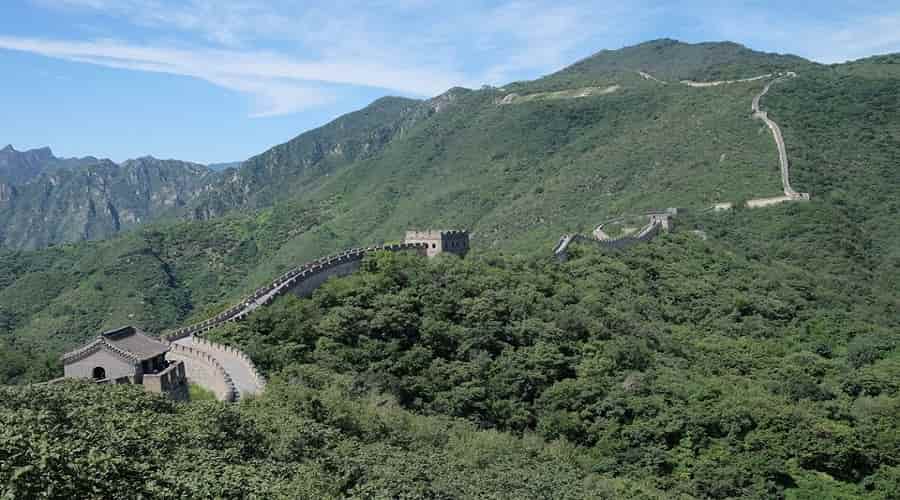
(188, 383), (217, 402)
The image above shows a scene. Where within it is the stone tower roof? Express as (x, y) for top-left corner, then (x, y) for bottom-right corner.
(62, 326), (170, 365)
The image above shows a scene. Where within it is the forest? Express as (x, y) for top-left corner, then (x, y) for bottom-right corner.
(4, 223), (897, 498)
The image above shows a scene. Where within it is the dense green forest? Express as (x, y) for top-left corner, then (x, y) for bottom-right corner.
(3, 234), (898, 498)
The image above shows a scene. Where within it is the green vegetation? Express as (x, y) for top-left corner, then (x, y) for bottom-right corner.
(0, 379), (653, 499)
(0, 39), (899, 498)
(3, 238), (896, 498)
(188, 383), (217, 401)
(203, 239), (896, 498)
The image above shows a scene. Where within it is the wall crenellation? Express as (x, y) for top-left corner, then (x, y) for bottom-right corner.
(555, 211), (674, 260)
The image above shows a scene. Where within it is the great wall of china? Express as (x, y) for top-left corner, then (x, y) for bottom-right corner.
(557, 70), (809, 257)
(642, 69), (810, 209)
(156, 231), (469, 402)
(51, 71), (810, 402)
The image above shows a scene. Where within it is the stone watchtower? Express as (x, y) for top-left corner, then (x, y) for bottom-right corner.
(61, 326), (188, 400)
(646, 208), (677, 232)
(404, 230), (469, 258)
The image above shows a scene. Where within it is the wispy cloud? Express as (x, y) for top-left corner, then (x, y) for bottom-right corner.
(692, 2), (900, 63)
(34, 0), (297, 46)
(0, 36), (470, 116)
(13, 0), (624, 116)
(14, 0), (900, 118)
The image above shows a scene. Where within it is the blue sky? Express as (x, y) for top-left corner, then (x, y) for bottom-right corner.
(1, 1), (900, 164)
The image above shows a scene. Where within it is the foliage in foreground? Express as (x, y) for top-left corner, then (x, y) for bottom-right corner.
(0, 378), (660, 499)
(2, 228), (898, 498)
(206, 240), (898, 499)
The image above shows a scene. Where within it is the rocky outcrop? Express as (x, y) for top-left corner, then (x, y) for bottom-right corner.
(190, 96), (424, 219)
(0, 155), (214, 249)
(0, 145), (101, 185)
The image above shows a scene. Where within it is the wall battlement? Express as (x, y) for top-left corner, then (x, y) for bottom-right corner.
(556, 211), (675, 260)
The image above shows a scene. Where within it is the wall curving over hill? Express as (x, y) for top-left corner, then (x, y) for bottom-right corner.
(161, 241), (432, 400)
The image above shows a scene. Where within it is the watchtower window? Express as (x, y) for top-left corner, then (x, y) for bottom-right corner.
(432, 243), (437, 248)
(92, 366), (106, 380)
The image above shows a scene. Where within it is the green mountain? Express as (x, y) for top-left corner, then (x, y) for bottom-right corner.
(2, 38), (898, 357)
(191, 95), (424, 219)
(1, 40), (899, 497)
(0, 152), (215, 249)
(173, 39), (895, 259)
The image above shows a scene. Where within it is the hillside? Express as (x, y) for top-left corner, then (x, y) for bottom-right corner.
(3, 239), (898, 498)
(1, 39), (898, 364)
(0, 152), (215, 249)
(1, 38), (900, 499)
(190, 96), (424, 219)
(179, 40), (895, 254)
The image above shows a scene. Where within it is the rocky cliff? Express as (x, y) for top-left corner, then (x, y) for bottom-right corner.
(0, 150), (214, 249)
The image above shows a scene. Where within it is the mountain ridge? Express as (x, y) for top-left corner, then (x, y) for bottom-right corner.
(0, 148), (216, 249)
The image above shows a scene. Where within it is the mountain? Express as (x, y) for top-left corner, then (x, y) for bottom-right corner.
(191, 95), (424, 219)
(1, 37), (896, 356)
(0, 145), (101, 185)
(0, 41), (830, 249)
(1, 39), (899, 498)
(179, 40), (852, 252)
(0, 154), (215, 249)
(206, 161), (242, 172)
(559, 38), (810, 81)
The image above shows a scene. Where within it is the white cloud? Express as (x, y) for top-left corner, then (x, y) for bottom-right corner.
(0, 36), (470, 116)
(17, 0), (900, 119)
(693, 3), (900, 64)
(34, 0), (296, 46)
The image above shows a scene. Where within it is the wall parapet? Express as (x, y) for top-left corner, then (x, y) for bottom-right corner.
(155, 237), (459, 402)
(167, 343), (237, 402)
(143, 360), (187, 394)
(191, 336), (267, 391)
(161, 242), (431, 341)
(555, 216), (669, 260)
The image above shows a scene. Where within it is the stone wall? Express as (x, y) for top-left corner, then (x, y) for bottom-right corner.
(555, 216), (668, 260)
(191, 337), (267, 393)
(142, 361), (188, 401)
(404, 230), (469, 258)
(63, 348), (137, 381)
(156, 239), (445, 402)
(161, 243), (429, 342)
(166, 343), (237, 402)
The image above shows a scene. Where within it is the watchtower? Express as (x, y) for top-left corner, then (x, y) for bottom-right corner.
(404, 229), (469, 258)
(61, 326), (188, 400)
(646, 208), (677, 232)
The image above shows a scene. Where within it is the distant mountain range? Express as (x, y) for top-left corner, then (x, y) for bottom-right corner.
(2, 39), (898, 258)
(206, 161), (242, 172)
(0, 145), (103, 185)
(0, 146), (214, 249)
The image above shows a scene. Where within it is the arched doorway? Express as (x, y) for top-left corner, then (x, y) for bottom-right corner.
(92, 366), (106, 380)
